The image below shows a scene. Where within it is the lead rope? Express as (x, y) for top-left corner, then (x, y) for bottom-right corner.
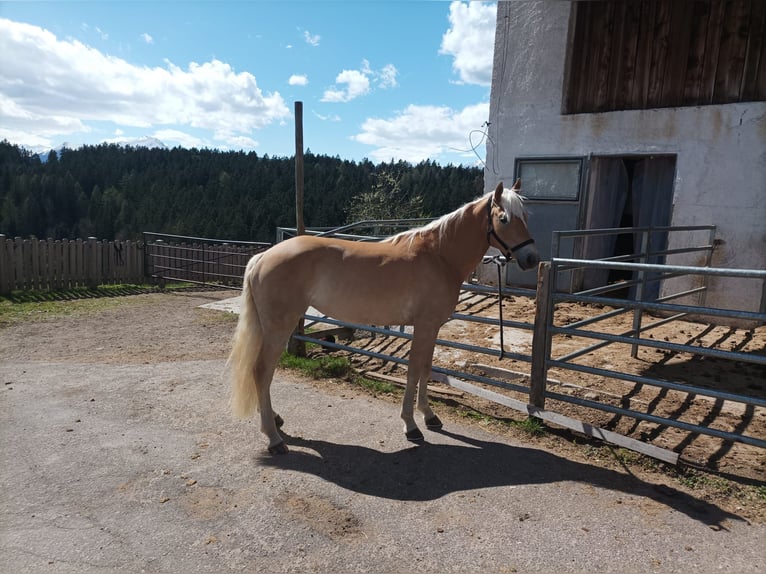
(482, 254), (508, 360)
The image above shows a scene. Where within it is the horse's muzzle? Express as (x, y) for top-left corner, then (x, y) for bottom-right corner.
(515, 244), (540, 271)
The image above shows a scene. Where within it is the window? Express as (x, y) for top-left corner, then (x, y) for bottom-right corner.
(514, 158), (583, 201)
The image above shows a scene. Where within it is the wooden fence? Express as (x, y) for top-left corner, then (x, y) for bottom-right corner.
(0, 236), (145, 294)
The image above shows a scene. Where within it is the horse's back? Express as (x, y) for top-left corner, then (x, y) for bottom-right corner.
(249, 235), (458, 327)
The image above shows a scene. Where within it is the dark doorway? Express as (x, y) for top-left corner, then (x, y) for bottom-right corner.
(581, 155), (676, 299)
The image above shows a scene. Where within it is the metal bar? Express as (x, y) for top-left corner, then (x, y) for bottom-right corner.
(546, 361), (766, 408)
(303, 313), (532, 363)
(543, 389), (766, 449)
(553, 225), (716, 238)
(291, 334), (532, 395)
(550, 325), (766, 366)
(558, 305), (631, 330)
(553, 312), (688, 363)
(555, 291), (766, 322)
(144, 232), (269, 248)
(450, 312), (533, 331)
(553, 257), (766, 279)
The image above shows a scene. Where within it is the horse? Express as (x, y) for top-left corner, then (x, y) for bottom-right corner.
(229, 180), (539, 454)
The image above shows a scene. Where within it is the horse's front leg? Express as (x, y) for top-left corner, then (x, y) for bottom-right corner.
(402, 326), (439, 442)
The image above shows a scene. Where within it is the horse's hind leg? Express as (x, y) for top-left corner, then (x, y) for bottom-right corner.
(253, 338), (289, 454)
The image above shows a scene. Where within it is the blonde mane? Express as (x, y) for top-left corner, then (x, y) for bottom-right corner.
(384, 187), (527, 247)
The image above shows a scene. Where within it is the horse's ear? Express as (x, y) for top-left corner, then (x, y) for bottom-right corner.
(493, 181), (504, 204)
(511, 178), (521, 191)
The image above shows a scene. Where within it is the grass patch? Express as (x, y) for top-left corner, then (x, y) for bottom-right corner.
(279, 351), (351, 379)
(511, 416), (548, 437)
(278, 350), (398, 395)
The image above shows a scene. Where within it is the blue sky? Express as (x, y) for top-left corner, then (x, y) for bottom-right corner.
(0, 1), (497, 165)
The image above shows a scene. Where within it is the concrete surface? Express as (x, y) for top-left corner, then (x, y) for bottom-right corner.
(1, 356), (764, 573)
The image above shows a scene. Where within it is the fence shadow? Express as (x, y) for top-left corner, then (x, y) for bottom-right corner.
(2, 285), (158, 303)
(260, 428), (744, 528)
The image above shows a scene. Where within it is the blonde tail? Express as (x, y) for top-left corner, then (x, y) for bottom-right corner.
(229, 258), (263, 419)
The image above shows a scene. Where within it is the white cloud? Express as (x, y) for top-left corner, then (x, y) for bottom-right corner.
(140, 32), (154, 44)
(0, 18), (290, 150)
(352, 102), (489, 164)
(439, 1), (496, 86)
(303, 30), (320, 47)
(313, 111), (341, 122)
(321, 69), (370, 103)
(378, 64), (398, 89)
(321, 61), (397, 103)
(288, 74), (308, 86)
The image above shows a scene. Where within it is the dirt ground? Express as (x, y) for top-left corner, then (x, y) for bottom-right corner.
(1, 288), (764, 524)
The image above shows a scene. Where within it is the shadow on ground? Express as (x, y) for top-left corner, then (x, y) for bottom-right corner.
(261, 428), (744, 529)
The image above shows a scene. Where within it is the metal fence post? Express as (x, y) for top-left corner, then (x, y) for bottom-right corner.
(630, 228), (650, 358)
(530, 261), (552, 408)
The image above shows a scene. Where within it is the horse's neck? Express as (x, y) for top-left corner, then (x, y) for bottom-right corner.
(432, 198), (489, 282)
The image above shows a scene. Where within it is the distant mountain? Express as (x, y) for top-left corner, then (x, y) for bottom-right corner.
(38, 136), (167, 162)
(108, 136), (167, 150)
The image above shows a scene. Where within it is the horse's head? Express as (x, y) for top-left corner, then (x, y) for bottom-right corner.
(487, 180), (540, 271)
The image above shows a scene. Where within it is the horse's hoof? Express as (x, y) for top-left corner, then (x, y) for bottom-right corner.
(267, 442), (289, 455)
(405, 428), (424, 442)
(274, 414), (284, 428)
(425, 415), (443, 430)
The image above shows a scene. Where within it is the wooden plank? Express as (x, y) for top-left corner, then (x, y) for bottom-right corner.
(631, 0), (657, 108)
(592, 1), (616, 112)
(661, 0), (694, 107)
(701, 0), (726, 104)
(362, 371), (465, 398)
(683, 0), (713, 104)
(30, 239), (40, 291)
(61, 239), (70, 289)
(612, 0), (642, 110)
(570, 1), (593, 114)
(646, 0), (672, 108)
(443, 375), (679, 465)
(0, 237), (11, 294)
(714, 0), (748, 103)
(15, 238), (24, 290)
(741, 0), (766, 100)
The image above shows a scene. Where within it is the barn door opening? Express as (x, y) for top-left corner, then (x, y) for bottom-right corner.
(581, 155), (676, 299)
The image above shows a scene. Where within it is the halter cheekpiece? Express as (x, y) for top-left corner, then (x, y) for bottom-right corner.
(485, 196), (535, 260)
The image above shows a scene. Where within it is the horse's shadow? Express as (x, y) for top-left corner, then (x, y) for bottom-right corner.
(260, 429), (743, 528)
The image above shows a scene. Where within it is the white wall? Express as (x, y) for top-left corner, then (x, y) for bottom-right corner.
(485, 1), (766, 315)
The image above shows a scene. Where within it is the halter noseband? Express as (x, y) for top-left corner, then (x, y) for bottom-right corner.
(486, 196), (535, 260)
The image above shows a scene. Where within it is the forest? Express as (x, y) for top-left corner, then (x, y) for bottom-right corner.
(0, 141), (484, 244)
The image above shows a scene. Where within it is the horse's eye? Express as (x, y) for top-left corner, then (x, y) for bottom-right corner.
(499, 213), (509, 224)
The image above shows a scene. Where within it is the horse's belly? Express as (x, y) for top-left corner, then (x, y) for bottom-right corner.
(311, 287), (415, 326)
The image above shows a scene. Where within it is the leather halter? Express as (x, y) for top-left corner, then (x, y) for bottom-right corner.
(486, 196), (535, 260)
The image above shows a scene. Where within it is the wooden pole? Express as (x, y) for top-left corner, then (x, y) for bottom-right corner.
(294, 101), (305, 235)
(288, 101), (307, 356)
(530, 262), (551, 408)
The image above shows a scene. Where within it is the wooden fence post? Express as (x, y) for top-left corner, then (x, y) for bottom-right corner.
(530, 261), (552, 409)
(288, 100), (307, 356)
(0, 235), (10, 294)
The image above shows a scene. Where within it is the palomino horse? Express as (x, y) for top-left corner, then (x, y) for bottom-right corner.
(229, 180), (539, 454)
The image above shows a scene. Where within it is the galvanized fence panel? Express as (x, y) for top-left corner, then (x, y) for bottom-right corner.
(143, 232), (270, 289)
(532, 259), (766, 450)
(283, 221), (765, 461)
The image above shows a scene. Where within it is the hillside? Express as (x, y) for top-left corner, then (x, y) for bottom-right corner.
(0, 141), (483, 243)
